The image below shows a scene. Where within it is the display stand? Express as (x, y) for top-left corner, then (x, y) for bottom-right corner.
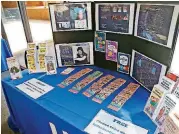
(49, 1), (179, 72)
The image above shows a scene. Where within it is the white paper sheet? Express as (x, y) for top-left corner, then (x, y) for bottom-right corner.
(16, 78), (54, 99)
(85, 110), (148, 134)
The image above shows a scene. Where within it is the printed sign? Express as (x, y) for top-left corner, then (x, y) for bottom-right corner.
(16, 78), (54, 99)
(85, 110), (148, 134)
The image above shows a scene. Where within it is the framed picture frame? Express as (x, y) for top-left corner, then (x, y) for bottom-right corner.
(49, 2), (92, 31)
(135, 3), (179, 48)
(95, 3), (135, 34)
(130, 50), (167, 92)
(55, 42), (94, 67)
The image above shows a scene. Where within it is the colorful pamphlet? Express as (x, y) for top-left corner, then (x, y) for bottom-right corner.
(92, 78), (126, 104)
(45, 56), (57, 75)
(6, 57), (22, 80)
(61, 68), (75, 75)
(144, 84), (167, 119)
(152, 94), (178, 126)
(69, 71), (103, 94)
(108, 83), (140, 111)
(117, 52), (131, 74)
(58, 68), (93, 88)
(105, 40), (118, 62)
(83, 74), (115, 97)
(95, 31), (106, 52)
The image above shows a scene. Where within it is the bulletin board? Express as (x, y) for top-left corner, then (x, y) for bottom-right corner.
(49, 1), (179, 72)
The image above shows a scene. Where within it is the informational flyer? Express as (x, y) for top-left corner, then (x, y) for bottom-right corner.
(95, 31), (106, 52)
(16, 78), (54, 99)
(117, 52), (131, 74)
(6, 57), (22, 80)
(49, 3), (92, 31)
(130, 50), (167, 91)
(105, 40), (118, 62)
(55, 42), (94, 67)
(135, 4), (179, 48)
(85, 110), (148, 134)
(95, 3), (135, 34)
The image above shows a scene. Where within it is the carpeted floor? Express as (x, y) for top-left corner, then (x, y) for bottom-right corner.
(1, 71), (15, 134)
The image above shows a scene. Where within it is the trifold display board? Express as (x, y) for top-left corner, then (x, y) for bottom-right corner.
(49, 1), (179, 73)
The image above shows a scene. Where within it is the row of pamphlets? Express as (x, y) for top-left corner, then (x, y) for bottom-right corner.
(6, 41), (57, 80)
(144, 72), (179, 134)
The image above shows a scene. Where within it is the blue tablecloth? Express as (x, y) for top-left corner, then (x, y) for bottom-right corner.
(2, 66), (156, 134)
(1, 38), (13, 72)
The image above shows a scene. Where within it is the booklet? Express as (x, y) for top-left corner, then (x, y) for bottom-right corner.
(105, 40), (118, 62)
(6, 57), (22, 80)
(45, 56), (57, 75)
(144, 84), (168, 120)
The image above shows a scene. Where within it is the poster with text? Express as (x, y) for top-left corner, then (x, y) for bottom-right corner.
(95, 31), (106, 52)
(96, 3), (135, 34)
(49, 3), (92, 31)
(55, 42), (94, 67)
(117, 52), (131, 74)
(130, 50), (167, 91)
(105, 40), (118, 62)
(135, 4), (179, 48)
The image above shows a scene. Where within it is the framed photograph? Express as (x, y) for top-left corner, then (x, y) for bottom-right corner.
(49, 2), (92, 31)
(95, 3), (135, 34)
(55, 42), (94, 67)
(135, 3), (179, 48)
(117, 52), (131, 74)
(105, 40), (118, 62)
(130, 50), (167, 92)
(94, 31), (106, 52)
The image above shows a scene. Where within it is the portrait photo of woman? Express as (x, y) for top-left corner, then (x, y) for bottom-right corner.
(73, 46), (90, 65)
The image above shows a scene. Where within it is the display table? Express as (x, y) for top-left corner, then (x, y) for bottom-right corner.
(2, 66), (156, 134)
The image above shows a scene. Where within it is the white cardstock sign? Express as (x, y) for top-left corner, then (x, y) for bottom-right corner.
(85, 110), (148, 134)
(16, 78), (54, 99)
(159, 76), (176, 92)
